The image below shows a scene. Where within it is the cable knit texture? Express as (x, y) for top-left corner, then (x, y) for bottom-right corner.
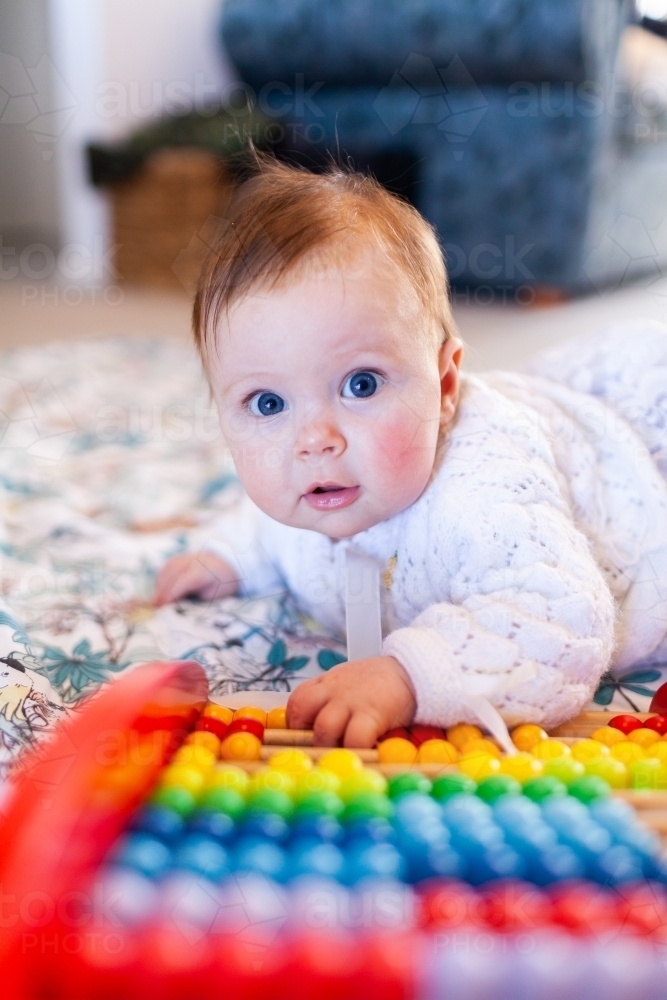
(204, 323), (667, 730)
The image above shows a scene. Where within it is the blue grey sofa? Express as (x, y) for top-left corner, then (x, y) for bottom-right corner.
(221, 0), (667, 296)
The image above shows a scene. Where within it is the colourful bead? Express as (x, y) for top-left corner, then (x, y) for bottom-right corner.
(377, 737), (418, 765)
(590, 726), (628, 747)
(318, 748), (363, 778)
(250, 768), (295, 797)
(202, 703), (234, 725)
(446, 724), (483, 751)
(206, 764), (249, 795)
(149, 784), (197, 817)
(457, 751), (500, 781)
(266, 706), (287, 729)
(644, 715), (667, 736)
(628, 758), (667, 790)
(198, 786), (246, 820)
(171, 744), (217, 770)
(645, 741), (667, 763)
(542, 756), (585, 786)
(294, 790), (344, 817)
(226, 718), (265, 741)
(233, 705), (267, 726)
(247, 787), (294, 817)
(628, 728), (660, 748)
(531, 739), (572, 760)
(608, 714), (644, 735)
(475, 774), (521, 803)
(268, 748), (313, 775)
(220, 731), (262, 761)
(430, 772), (477, 800)
(498, 753), (543, 784)
(296, 769), (341, 797)
(184, 730), (221, 755)
(160, 764), (207, 796)
(409, 724), (446, 746)
(522, 775), (567, 803)
(511, 724), (548, 752)
(342, 791), (393, 823)
(568, 775), (611, 803)
(570, 739), (609, 763)
(387, 772), (432, 799)
(339, 769), (388, 802)
(415, 739), (459, 764)
(461, 738), (501, 759)
(196, 716), (229, 741)
(610, 741), (645, 764)
(583, 756), (628, 789)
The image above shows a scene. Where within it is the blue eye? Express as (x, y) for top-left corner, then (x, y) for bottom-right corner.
(342, 371), (381, 399)
(249, 392), (285, 417)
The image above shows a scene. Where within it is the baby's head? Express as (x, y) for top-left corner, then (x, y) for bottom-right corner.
(194, 158), (462, 539)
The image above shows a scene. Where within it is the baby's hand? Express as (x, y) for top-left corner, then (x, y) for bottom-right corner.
(154, 552), (239, 606)
(286, 656), (416, 748)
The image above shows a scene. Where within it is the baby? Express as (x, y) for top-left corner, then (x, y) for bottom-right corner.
(155, 158), (667, 748)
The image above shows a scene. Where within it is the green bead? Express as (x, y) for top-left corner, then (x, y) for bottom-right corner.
(150, 784), (197, 817)
(542, 756), (585, 786)
(628, 758), (667, 791)
(476, 775), (521, 803)
(342, 792), (394, 823)
(247, 787), (294, 818)
(431, 773), (476, 801)
(198, 786), (246, 820)
(293, 790), (345, 818)
(522, 776), (567, 803)
(387, 772), (432, 800)
(584, 757), (629, 790)
(568, 775), (611, 804)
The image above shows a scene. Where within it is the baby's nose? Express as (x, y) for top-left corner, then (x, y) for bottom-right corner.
(295, 419), (346, 458)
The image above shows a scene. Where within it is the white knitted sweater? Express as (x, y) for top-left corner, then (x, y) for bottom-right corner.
(205, 323), (667, 729)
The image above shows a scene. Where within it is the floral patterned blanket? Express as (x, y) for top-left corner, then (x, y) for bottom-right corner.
(0, 336), (662, 773)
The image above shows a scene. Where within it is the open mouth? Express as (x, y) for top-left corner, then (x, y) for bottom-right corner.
(303, 483), (361, 511)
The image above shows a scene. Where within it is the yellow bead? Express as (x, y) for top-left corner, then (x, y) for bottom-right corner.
(629, 758), (667, 790)
(160, 764), (207, 795)
(296, 769), (341, 797)
(377, 737), (418, 765)
(499, 753), (544, 784)
(446, 724), (483, 751)
(590, 726), (628, 747)
(268, 748), (313, 775)
(416, 739), (460, 765)
(339, 769), (388, 801)
(318, 748), (363, 778)
(266, 707), (288, 729)
(645, 741), (667, 763)
(610, 741), (646, 764)
(220, 731), (262, 761)
(461, 738), (501, 759)
(458, 751), (501, 781)
(206, 764), (249, 795)
(171, 744), (217, 770)
(184, 731), (221, 755)
(202, 703), (234, 725)
(628, 728), (661, 748)
(531, 739), (572, 760)
(571, 739), (609, 763)
(250, 768), (295, 796)
(233, 706), (267, 726)
(511, 724), (548, 752)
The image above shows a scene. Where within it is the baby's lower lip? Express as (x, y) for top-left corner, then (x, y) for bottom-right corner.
(303, 485), (360, 510)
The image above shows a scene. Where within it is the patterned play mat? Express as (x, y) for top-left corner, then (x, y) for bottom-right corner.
(0, 336), (662, 773)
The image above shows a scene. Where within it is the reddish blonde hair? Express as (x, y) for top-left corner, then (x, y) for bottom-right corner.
(193, 157), (456, 366)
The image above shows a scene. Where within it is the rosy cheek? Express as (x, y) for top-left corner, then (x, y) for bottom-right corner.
(369, 407), (437, 481)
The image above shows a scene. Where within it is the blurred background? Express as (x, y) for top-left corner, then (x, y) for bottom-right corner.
(1, 0), (667, 368)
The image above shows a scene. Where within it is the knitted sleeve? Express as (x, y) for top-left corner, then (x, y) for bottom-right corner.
(382, 384), (617, 730)
(201, 493), (284, 597)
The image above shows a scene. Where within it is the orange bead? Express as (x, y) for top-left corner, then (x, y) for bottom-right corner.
(446, 724), (483, 751)
(511, 724), (548, 752)
(184, 730), (221, 755)
(628, 728), (661, 748)
(233, 706), (267, 726)
(377, 737), (418, 765)
(590, 726), (628, 747)
(267, 706), (287, 729)
(220, 731), (262, 761)
(416, 739), (459, 765)
(202, 703), (234, 725)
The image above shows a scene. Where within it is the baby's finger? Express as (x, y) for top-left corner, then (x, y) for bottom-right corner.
(343, 711), (381, 749)
(154, 564), (199, 605)
(312, 701), (351, 747)
(286, 679), (329, 730)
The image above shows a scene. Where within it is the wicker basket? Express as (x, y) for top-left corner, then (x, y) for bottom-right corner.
(110, 148), (234, 293)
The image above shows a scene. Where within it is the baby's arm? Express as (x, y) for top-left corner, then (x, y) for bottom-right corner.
(154, 551), (239, 605)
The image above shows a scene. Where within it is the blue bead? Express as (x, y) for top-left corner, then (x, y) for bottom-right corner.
(288, 840), (345, 881)
(238, 811), (289, 842)
(503, 820), (558, 857)
(394, 793), (443, 829)
(291, 814), (343, 843)
(406, 843), (467, 883)
(466, 843), (525, 885)
(174, 834), (230, 881)
(589, 798), (637, 833)
(233, 836), (288, 882)
(590, 845), (644, 885)
(113, 833), (172, 879)
(344, 817), (393, 845)
(342, 841), (405, 885)
(493, 796), (542, 828)
(528, 844), (585, 885)
(449, 821), (504, 858)
(441, 794), (493, 830)
(189, 809), (236, 842)
(130, 805), (185, 843)
(541, 797), (589, 830)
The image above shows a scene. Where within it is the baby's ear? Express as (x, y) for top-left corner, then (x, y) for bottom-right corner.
(439, 338), (463, 422)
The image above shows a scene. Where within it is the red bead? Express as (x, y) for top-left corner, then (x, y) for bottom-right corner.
(549, 882), (620, 935)
(287, 932), (361, 1000)
(650, 682), (667, 715)
(644, 715), (667, 736)
(474, 879), (549, 932)
(196, 715), (229, 741)
(141, 920), (216, 997)
(417, 879), (476, 929)
(215, 933), (286, 1000)
(226, 717), (265, 741)
(358, 931), (422, 1000)
(380, 726), (412, 742)
(409, 724), (446, 746)
(608, 714), (644, 735)
(615, 883), (667, 938)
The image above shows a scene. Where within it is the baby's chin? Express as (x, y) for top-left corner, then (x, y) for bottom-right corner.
(280, 494), (412, 538)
